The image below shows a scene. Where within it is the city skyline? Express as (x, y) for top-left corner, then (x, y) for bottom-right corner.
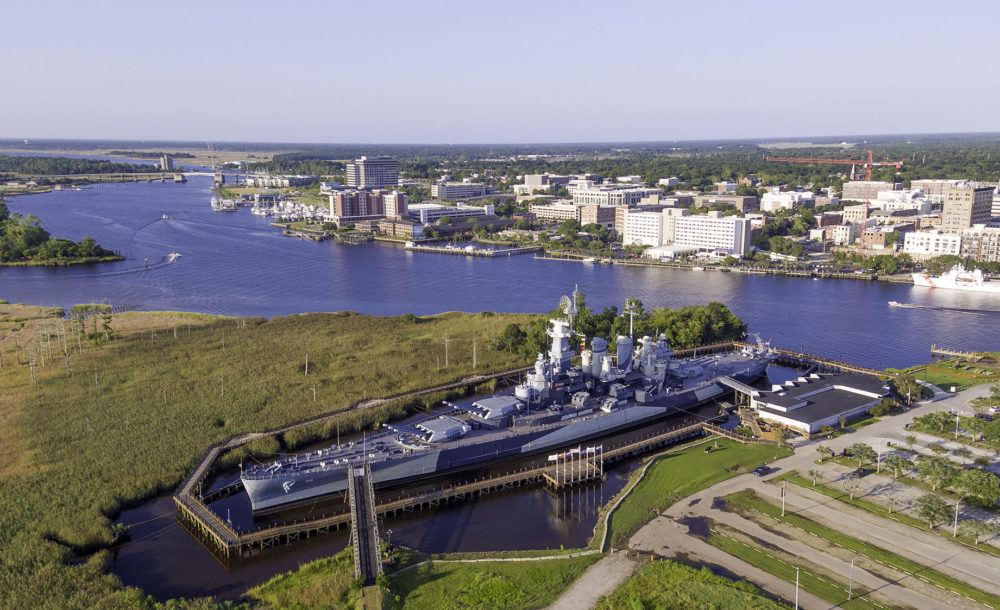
(3, 0), (1000, 143)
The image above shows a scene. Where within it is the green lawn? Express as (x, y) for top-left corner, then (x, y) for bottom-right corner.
(594, 558), (784, 609)
(726, 489), (1000, 607)
(708, 530), (878, 609)
(605, 438), (792, 548)
(385, 555), (600, 609)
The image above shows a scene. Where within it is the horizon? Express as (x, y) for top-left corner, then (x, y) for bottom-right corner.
(4, 1), (999, 143)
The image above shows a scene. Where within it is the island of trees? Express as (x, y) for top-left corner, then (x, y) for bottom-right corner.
(0, 201), (121, 265)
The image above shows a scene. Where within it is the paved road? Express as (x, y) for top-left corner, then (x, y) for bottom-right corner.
(554, 384), (997, 609)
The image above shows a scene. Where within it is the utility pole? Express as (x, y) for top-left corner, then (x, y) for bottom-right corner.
(848, 549), (864, 601)
(953, 496), (961, 537)
(795, 566), (799, 610)
(781, 481), (787, 516)
(443, 337), (450, 367)
(305, 352), (309, 376)
(311, 384), (317, 401)
(473, 335), (477, 370)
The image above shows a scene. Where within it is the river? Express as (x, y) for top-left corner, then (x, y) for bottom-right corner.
(3, 176), (999, 369)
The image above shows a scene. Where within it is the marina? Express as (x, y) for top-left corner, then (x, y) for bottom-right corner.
(404, 242), (543, 257)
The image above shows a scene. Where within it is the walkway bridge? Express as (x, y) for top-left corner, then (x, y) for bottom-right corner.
(716, 375), (759, 399)
(348, 463), (383, 586)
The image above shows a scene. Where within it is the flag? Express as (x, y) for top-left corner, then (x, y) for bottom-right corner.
(548, 454), (558, 461)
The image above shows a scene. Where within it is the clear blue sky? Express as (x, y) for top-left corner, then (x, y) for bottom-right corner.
(4, 0), (998, 144)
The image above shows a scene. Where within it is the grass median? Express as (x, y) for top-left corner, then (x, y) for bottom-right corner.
(725, 489), (1000, 608)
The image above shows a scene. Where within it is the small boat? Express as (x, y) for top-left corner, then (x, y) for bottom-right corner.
(691, 266), (705, 271)
(166, 252), (182, 263)
(162, 214), (169, 220)
(888, 301), (900, 307)
(582, 257), (596, 264)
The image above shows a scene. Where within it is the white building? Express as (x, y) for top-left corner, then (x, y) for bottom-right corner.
(431, 181), (487, 200)
(383, 191), (409, 219)
(407, 202), (494, 224)
(673, 211), (751, 255)
(831, 224), (859, 246)
(750, 373), (889, 435)
(658, 177), (679, 187)
(572, 184), (661, 207)
(622, 208), (691, 247)
(623, 211), (665, 247)
(902, 230), (962, 259)
(616, 175), (643, 184)
(873, 189), (933, 215)
(760, 188), (815, 212)
(346, 156), (399, 189)
(531, 202), (580, 223)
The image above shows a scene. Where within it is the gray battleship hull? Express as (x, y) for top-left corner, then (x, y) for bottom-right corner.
(242, 367), (754, 513)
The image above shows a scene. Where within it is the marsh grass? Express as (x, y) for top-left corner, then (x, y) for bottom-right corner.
(0, 305), (538, 607)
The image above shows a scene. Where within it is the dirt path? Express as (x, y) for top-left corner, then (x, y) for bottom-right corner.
(546, 551), (638, 610)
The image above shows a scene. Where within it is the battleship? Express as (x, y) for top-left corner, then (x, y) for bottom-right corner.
(241, 292), (774, 513)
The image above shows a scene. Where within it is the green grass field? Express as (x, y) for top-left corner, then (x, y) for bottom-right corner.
(385, 555), (600, 609)
(594, 559), (784, 609)
(248, 547), (362, 608)
(605, 438), (791, 548)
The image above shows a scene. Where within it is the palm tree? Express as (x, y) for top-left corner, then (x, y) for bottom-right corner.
(808, 469), (822, 486)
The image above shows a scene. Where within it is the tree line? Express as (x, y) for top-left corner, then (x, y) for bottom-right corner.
(491, 293), (746, 357)
(0, 154), (159, 176)
(0, 201), (118, 263)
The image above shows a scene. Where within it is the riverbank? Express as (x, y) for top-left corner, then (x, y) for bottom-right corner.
(0, 254), (125, 267)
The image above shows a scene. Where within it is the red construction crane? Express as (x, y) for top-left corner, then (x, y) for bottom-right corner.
(766, 149), (904, 181)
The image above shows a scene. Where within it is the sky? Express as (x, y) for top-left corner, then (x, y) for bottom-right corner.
(3, 0), (999, 144)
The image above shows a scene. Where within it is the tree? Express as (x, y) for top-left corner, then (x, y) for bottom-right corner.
(869, 400), (892, 417)
(816, 444), (833, 461)
(808, 469), (822, 486)
(953, 446), (973, 462)
(959, 518), (1000, 545)
(916, 455), (958, 491)
(882, 455), (914, 479)
(885, 491), (903, 515)
(915, 493), (954, 529)
(843, 475), (864, 500)
(905, 434), (917, 451)
(957, 469), (1000, 506)
(437, 215), (452, 226)
(490, 323), (527, 354)
(847, 443), (878, 467)
(893, 373), (922, 407)
(839, 417), (848, 429)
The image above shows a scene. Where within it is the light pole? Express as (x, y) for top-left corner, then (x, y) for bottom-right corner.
(795, 566), (800, 610)
(848, 548), (865, 601)
(876, 439), (884, 473)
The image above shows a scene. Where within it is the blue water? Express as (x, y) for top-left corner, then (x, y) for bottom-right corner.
(2, 176), (999, 368)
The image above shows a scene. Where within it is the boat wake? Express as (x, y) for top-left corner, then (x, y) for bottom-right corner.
(889, 301), (1000, 317)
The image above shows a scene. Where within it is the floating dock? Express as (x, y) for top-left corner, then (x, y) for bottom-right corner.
(405, 243), (543, 257)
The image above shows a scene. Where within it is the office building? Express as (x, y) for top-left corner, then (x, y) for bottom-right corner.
(842, 181), (895, 201)
(902, 230), (962, 259)
(579, 204), (617, 229)
(572, 184), (661, 207)
(961, 225), (1000, 262)
(673, 211), (751, 255)
(345, 156), (399, 189)
(942, 186), (994, 234)
(530, 202), (580, 223)
(407, 202), (494, 224)
(694, 194), (759, 212)
(431, 181), (487, 200)
(760, 189), (812, 212)
(383, 191), (409, 219)
(910, 179), (967, 204)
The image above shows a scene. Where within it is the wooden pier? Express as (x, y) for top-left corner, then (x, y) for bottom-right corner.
(174, 420), (709, 560)
(930, 344), (985, 361)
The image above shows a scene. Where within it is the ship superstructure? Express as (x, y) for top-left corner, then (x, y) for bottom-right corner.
(241, 291), (772, 513)
(912, 265), (1000, 293)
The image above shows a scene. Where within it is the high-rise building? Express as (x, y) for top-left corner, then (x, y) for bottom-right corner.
(383, 191), (409, 220)
(159, 154), (173, 171)
(961, 225), (1000, 262)
(431, 182), (487, 199)
(345, 156), (399, 189)
(673, 211), (751, 255)
(842, 181), (894, 201)
(910, 179), (967, 204)
(941, 187), (993, 234)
